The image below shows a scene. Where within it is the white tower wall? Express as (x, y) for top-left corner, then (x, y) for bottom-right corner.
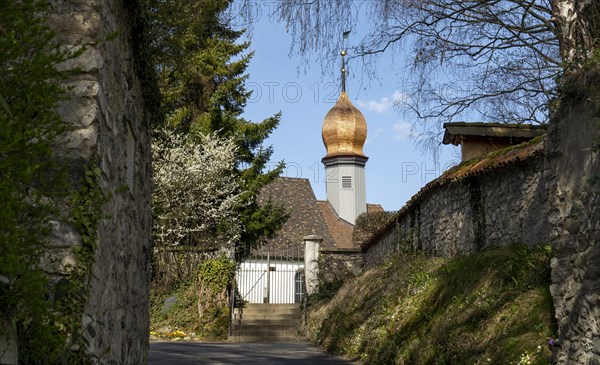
(324, 156), (368, 224)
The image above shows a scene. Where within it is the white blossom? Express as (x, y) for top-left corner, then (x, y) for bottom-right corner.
(152, 130), (245, 251)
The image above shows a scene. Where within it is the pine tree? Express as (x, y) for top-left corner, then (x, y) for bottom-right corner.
(150, 0), (288, 260)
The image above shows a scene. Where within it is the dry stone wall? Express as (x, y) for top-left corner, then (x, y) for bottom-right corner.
(319, 248), (363, 284)
(46, 1), (152, 363)
(363, 150), (548, 268)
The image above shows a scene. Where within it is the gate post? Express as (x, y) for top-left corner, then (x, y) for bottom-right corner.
(263, 252), (270, 303)
(303, 235), (322, 295)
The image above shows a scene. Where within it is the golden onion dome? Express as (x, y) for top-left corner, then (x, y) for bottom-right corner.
(322, 91), (367, 158)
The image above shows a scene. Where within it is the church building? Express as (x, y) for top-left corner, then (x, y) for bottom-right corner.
(236, 51), (383, 304)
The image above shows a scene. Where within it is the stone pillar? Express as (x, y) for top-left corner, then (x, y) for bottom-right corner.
(303, 235), (322, 295)
(0, 316), (17, 365)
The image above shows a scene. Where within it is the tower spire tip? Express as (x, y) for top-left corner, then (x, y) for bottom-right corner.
(341, 50), (347, 93)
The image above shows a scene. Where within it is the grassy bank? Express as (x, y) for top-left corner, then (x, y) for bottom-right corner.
(308, 245), (556, 364)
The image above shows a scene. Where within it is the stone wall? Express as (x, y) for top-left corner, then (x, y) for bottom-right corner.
(545, 102), (600, 365)
(319, 248), (363, 277)
(363, 146), (548, 268)
(362, 100), (600, 364)
(46, 1), (152, 363)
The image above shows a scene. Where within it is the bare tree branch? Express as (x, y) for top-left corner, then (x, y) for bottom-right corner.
(270, 0), (591, 157)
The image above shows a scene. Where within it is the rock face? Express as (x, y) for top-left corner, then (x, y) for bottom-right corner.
(545, 102), (600, 365)
(47, 1), (152, 363)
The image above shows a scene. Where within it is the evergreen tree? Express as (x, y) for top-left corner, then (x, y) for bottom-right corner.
(150, 0), (288, 260)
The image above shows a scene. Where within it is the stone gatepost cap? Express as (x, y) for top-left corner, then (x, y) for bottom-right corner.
(303, 235), (323, 241)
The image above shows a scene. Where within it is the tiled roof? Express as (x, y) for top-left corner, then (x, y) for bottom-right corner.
(258, 177), (385, 255)
(367, 204), (384, 213)
(317, 201), (354, 249)
(257, 177), (335, 256)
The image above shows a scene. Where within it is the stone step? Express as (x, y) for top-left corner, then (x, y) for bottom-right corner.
(232, 319), (301, 327)
(237, 313), (301, 321)
(230, 324), (302, 333)
(228, 304), (305, 343)
(233, 304), (302, 322)
(230, 328), (302, 337)
(243, 303), (301, 310)
(228, 334), (306, 343)
(240, 307), (301, 316)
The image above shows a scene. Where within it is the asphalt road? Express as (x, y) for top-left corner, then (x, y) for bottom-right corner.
(148, 342), (359, 365)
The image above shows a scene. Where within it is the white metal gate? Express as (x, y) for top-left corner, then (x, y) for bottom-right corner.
(236, 250), (305, 304)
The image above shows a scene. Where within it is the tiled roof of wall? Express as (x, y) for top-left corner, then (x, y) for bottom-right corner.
(442, 122), (547, 145)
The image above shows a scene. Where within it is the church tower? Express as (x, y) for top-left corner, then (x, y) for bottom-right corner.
(322, 51), (368, 224)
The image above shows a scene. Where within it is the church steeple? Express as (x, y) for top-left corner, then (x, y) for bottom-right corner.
(321, 50), (368, 225)
(321, 50), (368, 159)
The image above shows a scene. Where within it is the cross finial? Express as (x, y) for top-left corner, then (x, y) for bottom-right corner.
(341, 50), (347, 93)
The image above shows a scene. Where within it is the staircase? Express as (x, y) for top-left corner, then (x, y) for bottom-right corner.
(228, 303), (305, 343)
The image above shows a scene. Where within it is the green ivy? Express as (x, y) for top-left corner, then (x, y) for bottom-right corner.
(1, 0), (68, 361)
(71, 165), (105, 270)
(198, 256), (237, 295)
(197, 256), (237, 340)
(0, 1), (105, 362)
(16, 138), (106, 365)
(61, 162), (106, 357)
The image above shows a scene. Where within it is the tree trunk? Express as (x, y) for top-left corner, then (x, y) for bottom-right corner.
(553, 0), (600, 68)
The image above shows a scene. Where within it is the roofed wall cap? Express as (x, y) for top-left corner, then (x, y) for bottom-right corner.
(303, 235), (323, 241)
(442, 122), (548, 145)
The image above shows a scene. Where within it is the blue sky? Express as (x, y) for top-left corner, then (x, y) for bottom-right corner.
(237, 4), (459, 211)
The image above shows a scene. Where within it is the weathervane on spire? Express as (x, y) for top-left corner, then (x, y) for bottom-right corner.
(341, 49), (347, 93)
(341, 30), (350, 93)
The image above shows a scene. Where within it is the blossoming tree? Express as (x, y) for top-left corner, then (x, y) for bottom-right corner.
(152, 130), (244, 257)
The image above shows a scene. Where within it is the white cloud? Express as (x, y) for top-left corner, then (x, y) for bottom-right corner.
(357, 91), (409, 114)
(357, 97), (393, 114)
(392, 121), (413, 141)
(365, 127), (387, 145)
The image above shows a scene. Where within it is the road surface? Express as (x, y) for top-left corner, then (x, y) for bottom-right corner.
(148, 341), (359, 365)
